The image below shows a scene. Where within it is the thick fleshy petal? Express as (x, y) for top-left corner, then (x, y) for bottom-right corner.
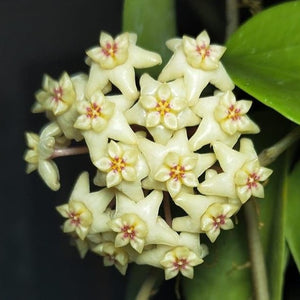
(106, 170), (122, 187)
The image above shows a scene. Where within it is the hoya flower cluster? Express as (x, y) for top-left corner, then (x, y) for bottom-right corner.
(24, 31), (272, 280)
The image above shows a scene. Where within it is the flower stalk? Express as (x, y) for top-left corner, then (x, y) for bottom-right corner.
(51, 146), (89, 159)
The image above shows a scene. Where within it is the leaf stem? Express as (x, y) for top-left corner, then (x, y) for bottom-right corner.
(51, 146), (89, 159)
(258, 126), (300, 167)
(225, 0), (239, 40)
(244, 199), (270, 300)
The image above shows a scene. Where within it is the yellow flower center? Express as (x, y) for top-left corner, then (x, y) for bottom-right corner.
(155, 99), (171, 116)
(110, 156), (126, 173)
(169, 164), (185, 181)
(86, 102), (102, 119)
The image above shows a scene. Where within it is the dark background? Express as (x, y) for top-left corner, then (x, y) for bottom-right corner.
(1, 0), (298, 299)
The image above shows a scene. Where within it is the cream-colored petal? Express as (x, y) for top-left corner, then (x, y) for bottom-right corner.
(121, 167), (137, 181)
(182, 172), (198, 187)
(108, 140), (122, 158)
(146, 111), (160, 127)
(140, 95), (157, 110)
(95, 157), (112, 172)
(167, 179), (182, 197)
(154, 166), (171, 182)
(106, 170), (122, 187)
(163, 113), (178, 130)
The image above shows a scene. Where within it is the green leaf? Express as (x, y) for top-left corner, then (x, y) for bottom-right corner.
(285, 159), (300, 272)
(223, 1), (300, 125)
(122, 0), (176, 77)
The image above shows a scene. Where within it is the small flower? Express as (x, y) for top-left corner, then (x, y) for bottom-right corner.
(198, 141), (250, 198)
(154, 152), (199, 198)
(182, 30), (226, 71)
(172, 193), (229, 233)
(126, 74), (199, 143)
(57, 172), (115, 239)
(74, 91), (115, 132)
(158, 31), (234, 104)
(95, 140), (138, 187)
(56, 201), (93, 240)
(111, 191), (179, 250)
(189, 93), (241, 151)
(160, 246), (203, 280)
(200, 203), (238, 242)
(33, 72), (76, 115)
(138, 129), (215, 197)
(93, 242), (129, 275)
(109, 213), (148, 253)
(86, 32), (162, 100)
(214, 91), (260, 135)
(235, 159), (273, 203)
(24, 122), (66, 191)
(135, 233), (205, 280)
(86, 32), (129, 69)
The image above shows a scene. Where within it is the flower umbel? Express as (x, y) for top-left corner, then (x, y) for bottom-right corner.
(24, 29), (272, 281)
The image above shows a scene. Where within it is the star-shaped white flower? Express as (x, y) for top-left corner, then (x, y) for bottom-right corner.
(198, 138), (271, 204)
(86, 32), (162, 101)
(24, 122), (68, 191)
(198, 140), (249, 199)
(109, 191), (179, 253)
(125, 74), (200, 144)
(214, 91), (260, 135)
(158, 31), (234, 104)
(138, 129), (216, 198)
(189, 93), (241, 151)
(73, 90), (137, 163)
(172, 193), (229, 233)
(200, 202), (238, 242)
(33, 72), (76, 116)
(234, 139), (273, 203)
(135, 232), (206, 280)
(93, 141), (149, 202)
(56, 172), (115, 239)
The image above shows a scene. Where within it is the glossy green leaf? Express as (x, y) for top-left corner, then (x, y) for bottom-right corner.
(183, 111), (290, 300)
(223, 1), (300, 125)
(122, 0), (176, 77)
(285, 159), (300, 272)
